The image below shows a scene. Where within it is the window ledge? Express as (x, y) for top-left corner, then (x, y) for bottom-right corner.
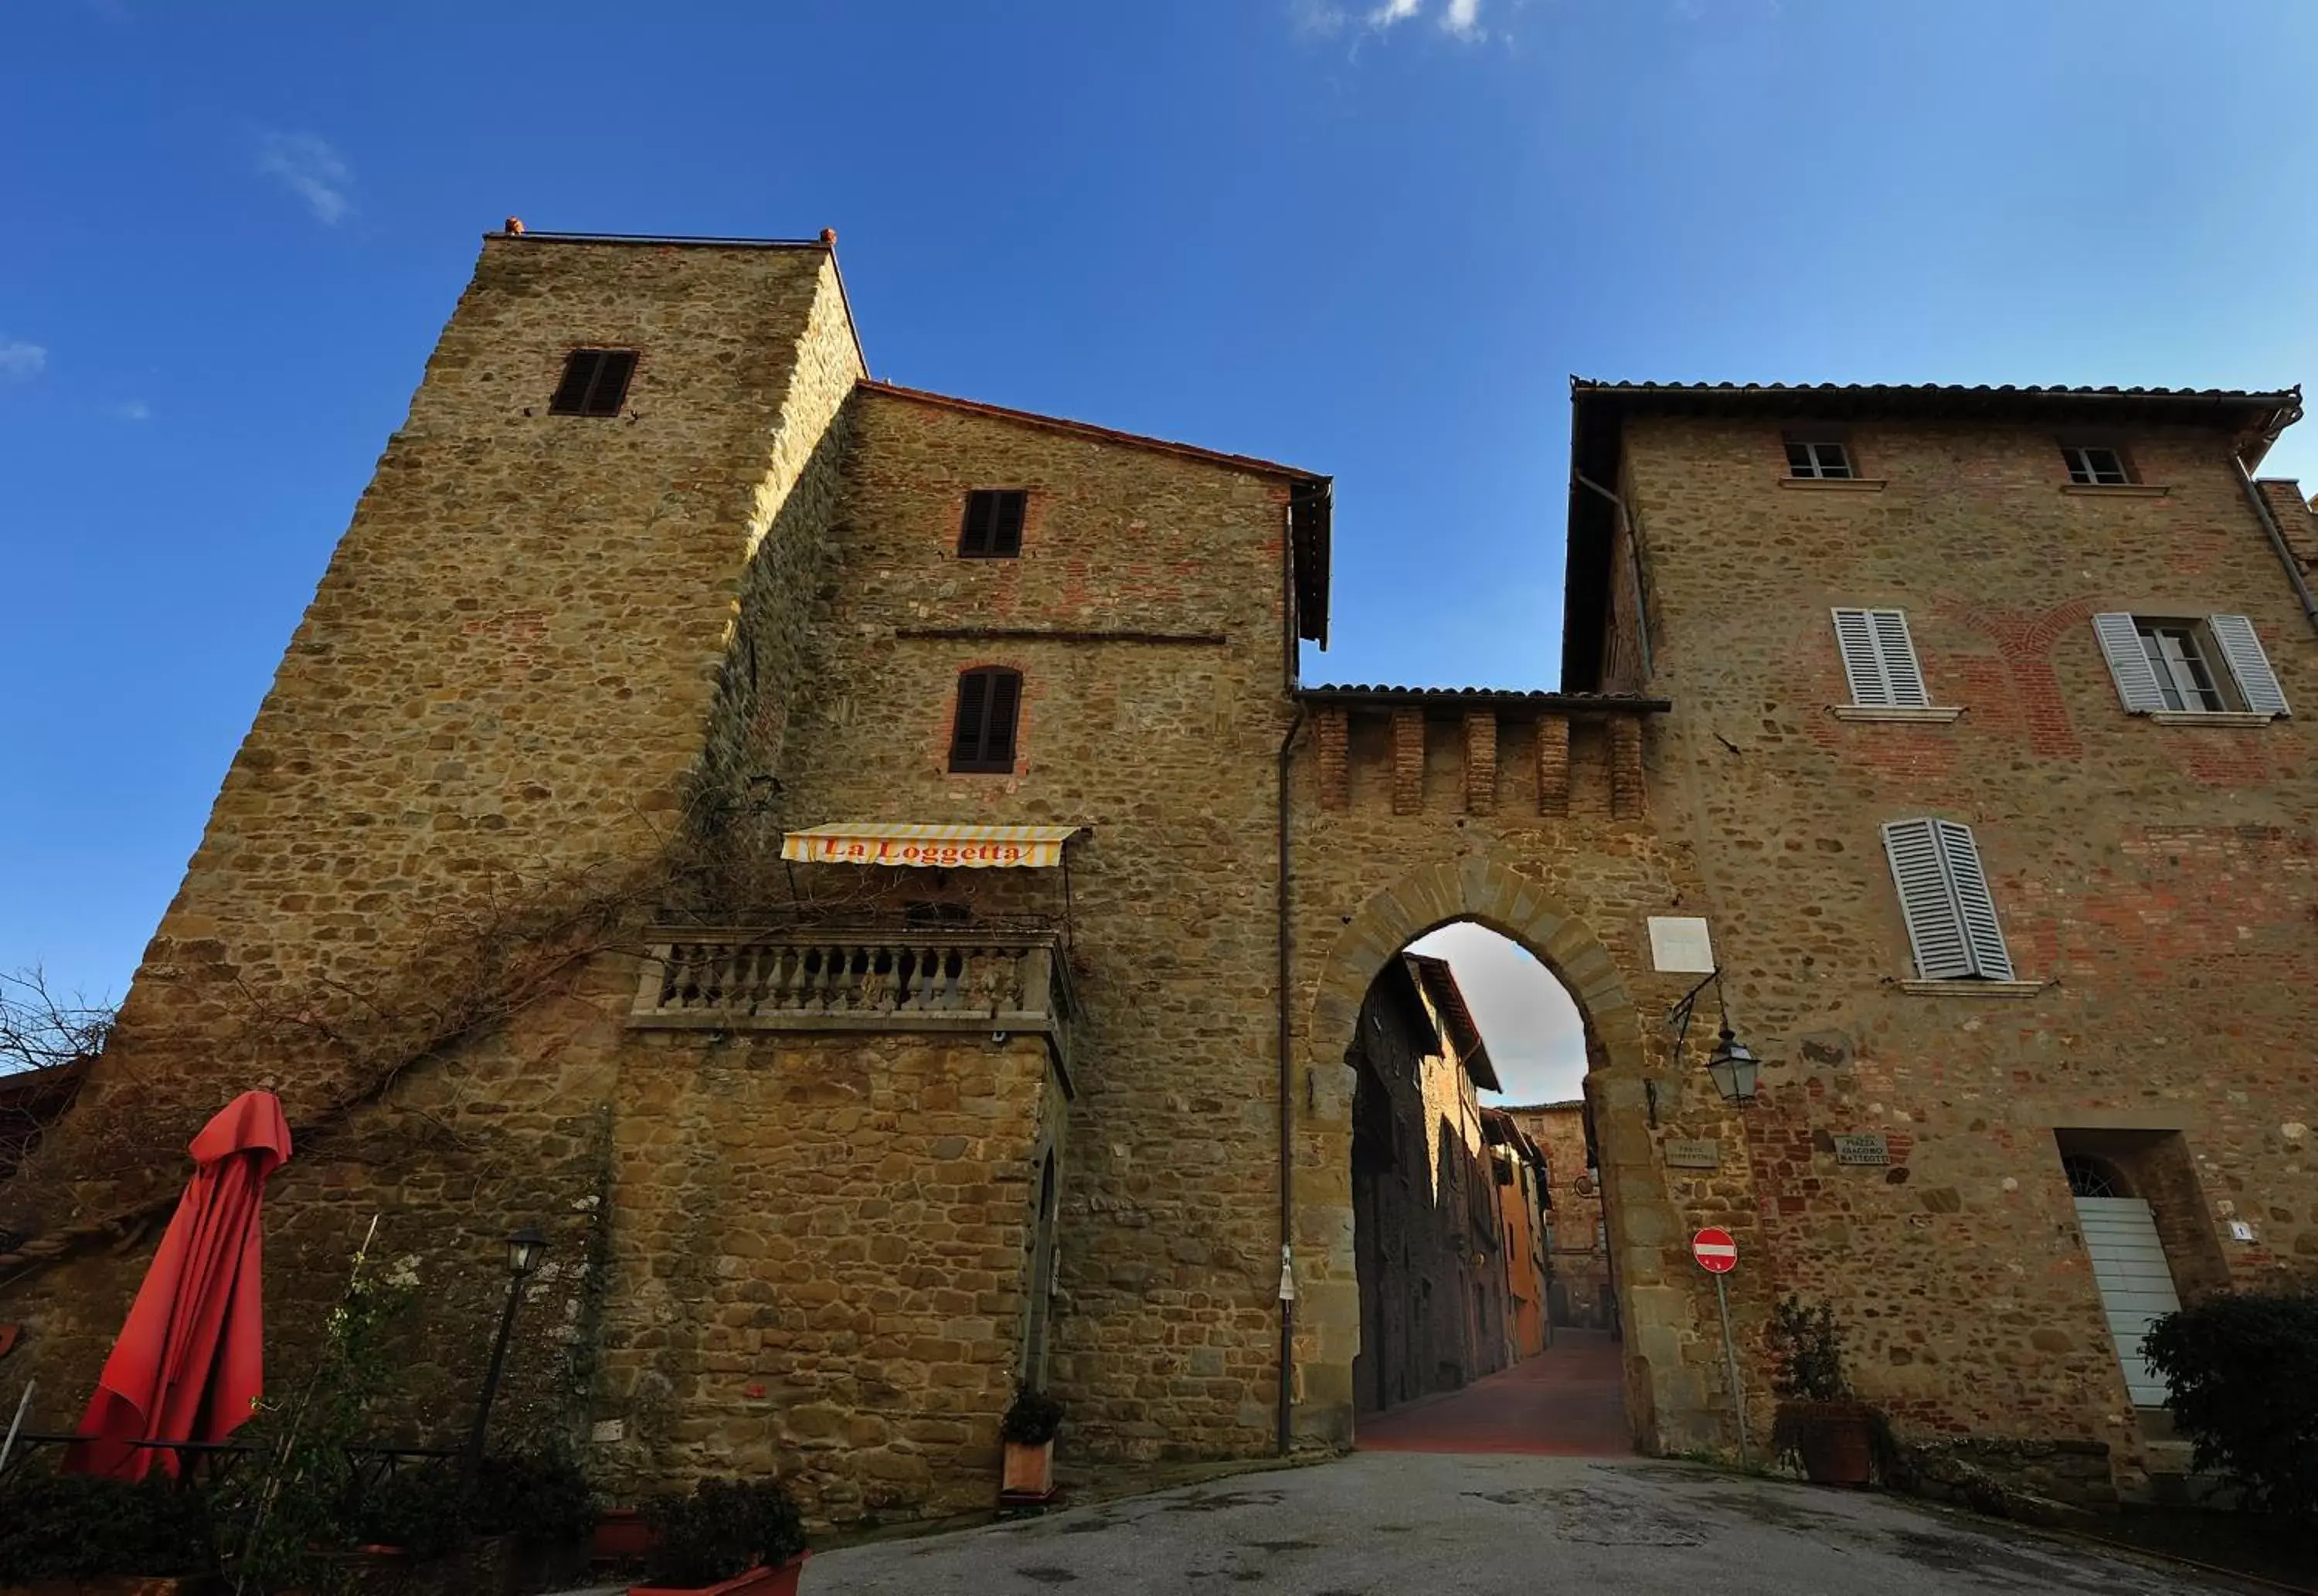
(1779, 477), (1888, 492)
(1833, 705), (1966, 723)
(2147, 710), (2278, 728)
(1898, 979), (2046, 998)
(2061, 483), (2170, 497)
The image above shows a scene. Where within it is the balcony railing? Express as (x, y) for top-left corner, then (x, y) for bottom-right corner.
(629, 926), (1077, 1074)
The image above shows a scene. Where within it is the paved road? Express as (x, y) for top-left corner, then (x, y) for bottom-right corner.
(1355, 1329), (1631, 1455)
(797, 1453), (2245, 1595)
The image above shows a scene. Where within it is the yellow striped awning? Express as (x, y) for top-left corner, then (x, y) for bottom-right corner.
(779, 823), (1079, 869)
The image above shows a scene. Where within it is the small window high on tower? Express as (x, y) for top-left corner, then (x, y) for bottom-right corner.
(549, 349), (637, 417)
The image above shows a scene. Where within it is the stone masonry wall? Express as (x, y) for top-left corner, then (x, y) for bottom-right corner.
(596, 1030), (1060, 1523)
(1618, 411), (2318, 1482)
(0, 239), (866, 1452)
(756, 385), (1306, 1471)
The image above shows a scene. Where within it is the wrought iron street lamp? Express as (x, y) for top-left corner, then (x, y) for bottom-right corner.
(464, 1227), (549, 1482)
(1668, 969), (1761, 1108)
(1705, 1024), (1760, 1107)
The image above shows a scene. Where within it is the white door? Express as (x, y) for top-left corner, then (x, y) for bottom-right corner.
(2074, 1195), (2181, 1406)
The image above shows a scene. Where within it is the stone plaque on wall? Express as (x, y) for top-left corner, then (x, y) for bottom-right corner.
(1664, 1138), (1720, 1169)
(1833, 1133), (1890, 1166)
(1647, 916), (1716, 973)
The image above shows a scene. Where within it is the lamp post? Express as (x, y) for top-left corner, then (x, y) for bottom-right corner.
(464, 1227), (548, 1483)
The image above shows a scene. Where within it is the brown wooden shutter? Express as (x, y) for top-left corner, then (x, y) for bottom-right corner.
(587, 350), (636, 415)
(550, 349), (637, 417)
(959, 491), (1027, 558)
(949, 667), (1021, 771)
(549, 351), (600, 414)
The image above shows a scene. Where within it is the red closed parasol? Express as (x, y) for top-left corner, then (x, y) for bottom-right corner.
(62, 1090), (292, 1479)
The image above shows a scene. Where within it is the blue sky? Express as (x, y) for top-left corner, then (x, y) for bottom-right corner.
(8, 1), (2318, 1095)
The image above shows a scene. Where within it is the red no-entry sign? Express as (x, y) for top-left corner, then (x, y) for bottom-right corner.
(1691, 1227), (1738, 1273)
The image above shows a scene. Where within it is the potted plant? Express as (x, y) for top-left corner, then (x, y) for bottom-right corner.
(999, 1384), (1065, 1503)
(470, 1448), (598, 1591)
(0, 1462), (222, 1594)
(1767, 1295), (1884, 1486)
(629, 1479), (807, 1596)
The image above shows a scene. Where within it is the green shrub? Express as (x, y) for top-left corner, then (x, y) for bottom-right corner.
(641, 1477), (806, 1588)
(0, 1462), (219, 1581)
(1001, 1384), (1065, 1445)
(1767, 1295), (1847, 1401)
(348, 1461), (470, 1559)
(471, 1447), (598, 1547)
(2143, 1289), (2318, 1519)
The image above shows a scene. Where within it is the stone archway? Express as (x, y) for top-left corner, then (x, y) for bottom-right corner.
(1295, 856), (1707, 1455)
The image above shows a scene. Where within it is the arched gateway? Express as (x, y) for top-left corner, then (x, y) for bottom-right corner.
(1285, 693), (1738, 1458)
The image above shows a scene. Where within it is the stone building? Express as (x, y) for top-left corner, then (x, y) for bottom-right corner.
(1505, 1100), (1614, 1331)
(1347, 953), (1512, 1418)
(3, 230), (2314, 1515)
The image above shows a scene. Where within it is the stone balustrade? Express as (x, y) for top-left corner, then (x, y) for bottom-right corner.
(629, 925), (1077, 1072)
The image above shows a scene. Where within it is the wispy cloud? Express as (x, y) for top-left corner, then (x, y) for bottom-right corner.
(1293, 0), (1492, 45)
(113, 399), (151, 422)
(1291, 0), (1349, 34)
(0, 339), (47, 382)
(254, 130), (354, 225)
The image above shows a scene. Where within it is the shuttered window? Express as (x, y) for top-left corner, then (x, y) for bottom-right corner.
(958, 490), (1028, 558)
(1882, 818), (2015, 981)
(2092, 613), (2290, 718)
(1831, 608), (1931, 708)
(2206, 614), (2291, 716)
(948, 667), (1021, 773)
(549, 349), (637, 416)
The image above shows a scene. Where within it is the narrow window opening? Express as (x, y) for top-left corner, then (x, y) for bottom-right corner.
(949, 666), (1022, 773)
(2062, 444), (2132, 485)
(1785, 440), (1854, 480)
(549, 348), (637, 417)
(958, 490), (1028, 558)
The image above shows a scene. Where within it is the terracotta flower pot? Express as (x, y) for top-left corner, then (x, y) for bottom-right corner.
(627, 1552), (809, 1596)
(1001, 1438), (1055, 1500)
(592, 1507), (654, 1564)
(1790, 1404), (1876, 1486)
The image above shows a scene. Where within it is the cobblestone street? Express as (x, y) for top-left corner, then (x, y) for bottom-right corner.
(794, 1454), (2252, 1596)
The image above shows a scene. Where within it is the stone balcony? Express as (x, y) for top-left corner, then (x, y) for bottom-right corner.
(629, 925), (1078, 1079)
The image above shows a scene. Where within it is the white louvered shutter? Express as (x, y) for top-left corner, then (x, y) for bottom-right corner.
(1834, 610), (1885, 705)
(1934, 821), (2014, 980)
(1834, 609), (1930, 707)
(2206, 614), (2291, 718)
(2092, 613), (2167, 713)
(1883, 819), (1972, 980)
(1871, 610), (1930, 707)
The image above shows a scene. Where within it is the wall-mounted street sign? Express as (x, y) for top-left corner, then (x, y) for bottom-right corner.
(1664, 1139), (1721, 1169)
(1691, 1228), (1738, 1274)
(1648, 917), (1716, 974)
(1833, 1133), (1890, 1166)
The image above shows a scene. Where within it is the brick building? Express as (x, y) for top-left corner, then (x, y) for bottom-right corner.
(2, 232), (2313, 1516)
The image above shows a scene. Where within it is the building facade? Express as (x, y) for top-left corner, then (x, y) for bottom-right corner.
(1506, 1100), (1614, 1332)
(2, 233), (2313, 1517)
